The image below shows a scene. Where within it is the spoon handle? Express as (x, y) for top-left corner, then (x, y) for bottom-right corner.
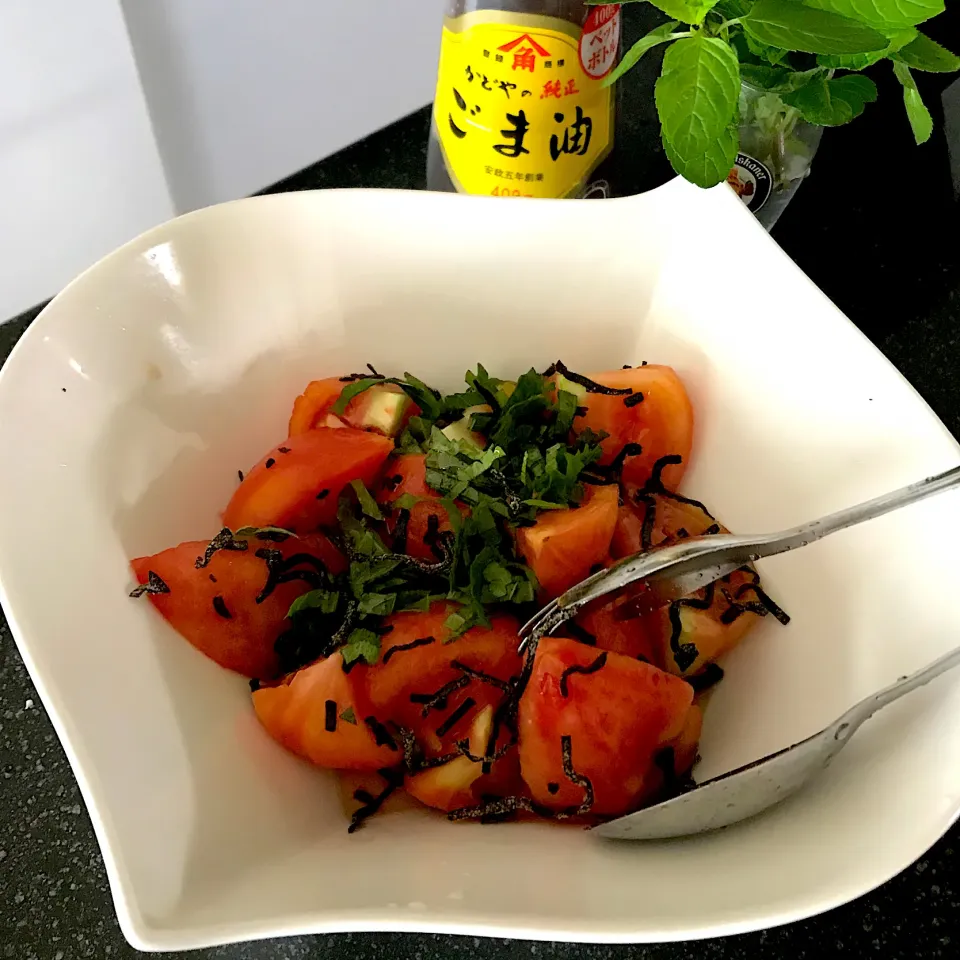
(831, 642), (960, 744)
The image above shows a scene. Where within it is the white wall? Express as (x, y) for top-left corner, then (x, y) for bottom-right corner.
(0, 0), (174, 320)
(121, 0), (446, 213)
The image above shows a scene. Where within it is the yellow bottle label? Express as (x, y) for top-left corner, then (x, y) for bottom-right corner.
(433, 7), (620, 199)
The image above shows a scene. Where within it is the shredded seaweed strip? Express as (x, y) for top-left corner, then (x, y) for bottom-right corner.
(316, 489), (330, 500)
(638, 493), (658, 551)
(195, 528), (249, 569)
(410, 674), (471, 716)
(348, 767), (404, 833)
(623, 392), (645, 408)
(364, 716), (399, 750)
(560, 735), (595, 815)
(735, 582), (791, 625)
(436, 697), (477, 738)
(686, 662), (725, 693)
(367, 363), (381, 377)
(448, 795), (538, 823)
(455, 737), (513, 765)
(324, 699), (338, 732)
(559, 652), (608, 697)
(129, 571), (170, 598)
(212, 595), (232, 620)
(667, 603), (699, 672)
(390, 507), (411, 556)
(551, 360), (632, 396)
(451, 660), (511, 692)
(382, 635), (435, 665)
(423, 513), (444, 561)
(639, 454), (716, 520)
(255, 549), (329, 604)
(607, 442), (644, 478)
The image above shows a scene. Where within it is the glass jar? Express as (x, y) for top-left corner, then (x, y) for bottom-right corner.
(729, 82), (824, 230)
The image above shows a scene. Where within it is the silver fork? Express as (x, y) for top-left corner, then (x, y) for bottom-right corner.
(517, 465), (960, 651)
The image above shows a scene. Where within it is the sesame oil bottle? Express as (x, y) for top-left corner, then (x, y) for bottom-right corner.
(427, 1), (622, 199)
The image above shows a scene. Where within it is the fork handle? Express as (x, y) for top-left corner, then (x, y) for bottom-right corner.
(558, 465), (960, 615)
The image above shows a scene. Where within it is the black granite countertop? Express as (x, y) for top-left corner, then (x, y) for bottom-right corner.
(2, 9), (960, 958)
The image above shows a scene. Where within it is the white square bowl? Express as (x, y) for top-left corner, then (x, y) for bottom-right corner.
(1, 179), (959, 951)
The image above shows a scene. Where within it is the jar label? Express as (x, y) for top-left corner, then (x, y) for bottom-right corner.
(433, 9), (618, 199)
(728, 154), (773, 212)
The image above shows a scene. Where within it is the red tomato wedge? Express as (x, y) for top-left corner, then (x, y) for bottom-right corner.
(611, 493), (774, 676)
(223, 427), (393, 532)
(288, 378), (345, 436)
(575, 593), (658, 663)
(406, 705), (495, 812)
(253, 654), (399, 771)
(516, 484), (618, 599)
(517, 636), (693, 815)
(131, 532), (345, 679)
(353, 604), (522, 754)
(290, 378), (418, 438)
(376, 454), (461, 562)
(567, 366), (693, 492)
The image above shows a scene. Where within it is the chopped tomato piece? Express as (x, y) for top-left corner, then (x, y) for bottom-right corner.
(516, 484), (618, 599)
(517, 636), (693, 815)
(575, 593), (658, 663)
(289, 378), (418, 438)
(131, 532), (345, 679)
(352, 604), (521, 754)
(567, 366), (693, 492)
(376, 454), (462, 562)
(611, 493), (774, 676)
(253, 654), (399, 771)
(407, 705), (495, 812)
(223, 427), (393, 532)
(288, 378), (345, 436)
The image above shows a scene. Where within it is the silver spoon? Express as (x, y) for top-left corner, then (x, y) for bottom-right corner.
(594, 642), (960, 840)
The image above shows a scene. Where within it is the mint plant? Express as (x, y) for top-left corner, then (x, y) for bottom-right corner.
(592, 0), (960, 188)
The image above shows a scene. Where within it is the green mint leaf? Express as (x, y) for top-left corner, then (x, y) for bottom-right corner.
(741, 64), (819, 91)
(893, 61), (933, 143)
(604, 20), (681, 88)
(340, 628), (381, 666)
(662, 124), (740, 188)
(398, 372), (444, 421)
(647, 0), (716, 25)
(349, 557), (402, 599)
(350, 479), (383, 520)
(287, 588), (340, 618)
(656, 34), (741, 188)
(339, 706), (357, 725)
(744, 32), (791, 64)
(357, 592), (397, 617)
(716, 0), (755, 15)
(817, 26), (917, 68)
(332, 377), (381, 415)
(781, 73), (878, 125)
(337, 497), (390, 557)
(893, 31), (960, 72)
(803, 0), (944, 32)
(741, 0), (889, 54)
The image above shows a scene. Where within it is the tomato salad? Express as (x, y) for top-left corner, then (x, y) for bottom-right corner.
(131, 362), (788, 830)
